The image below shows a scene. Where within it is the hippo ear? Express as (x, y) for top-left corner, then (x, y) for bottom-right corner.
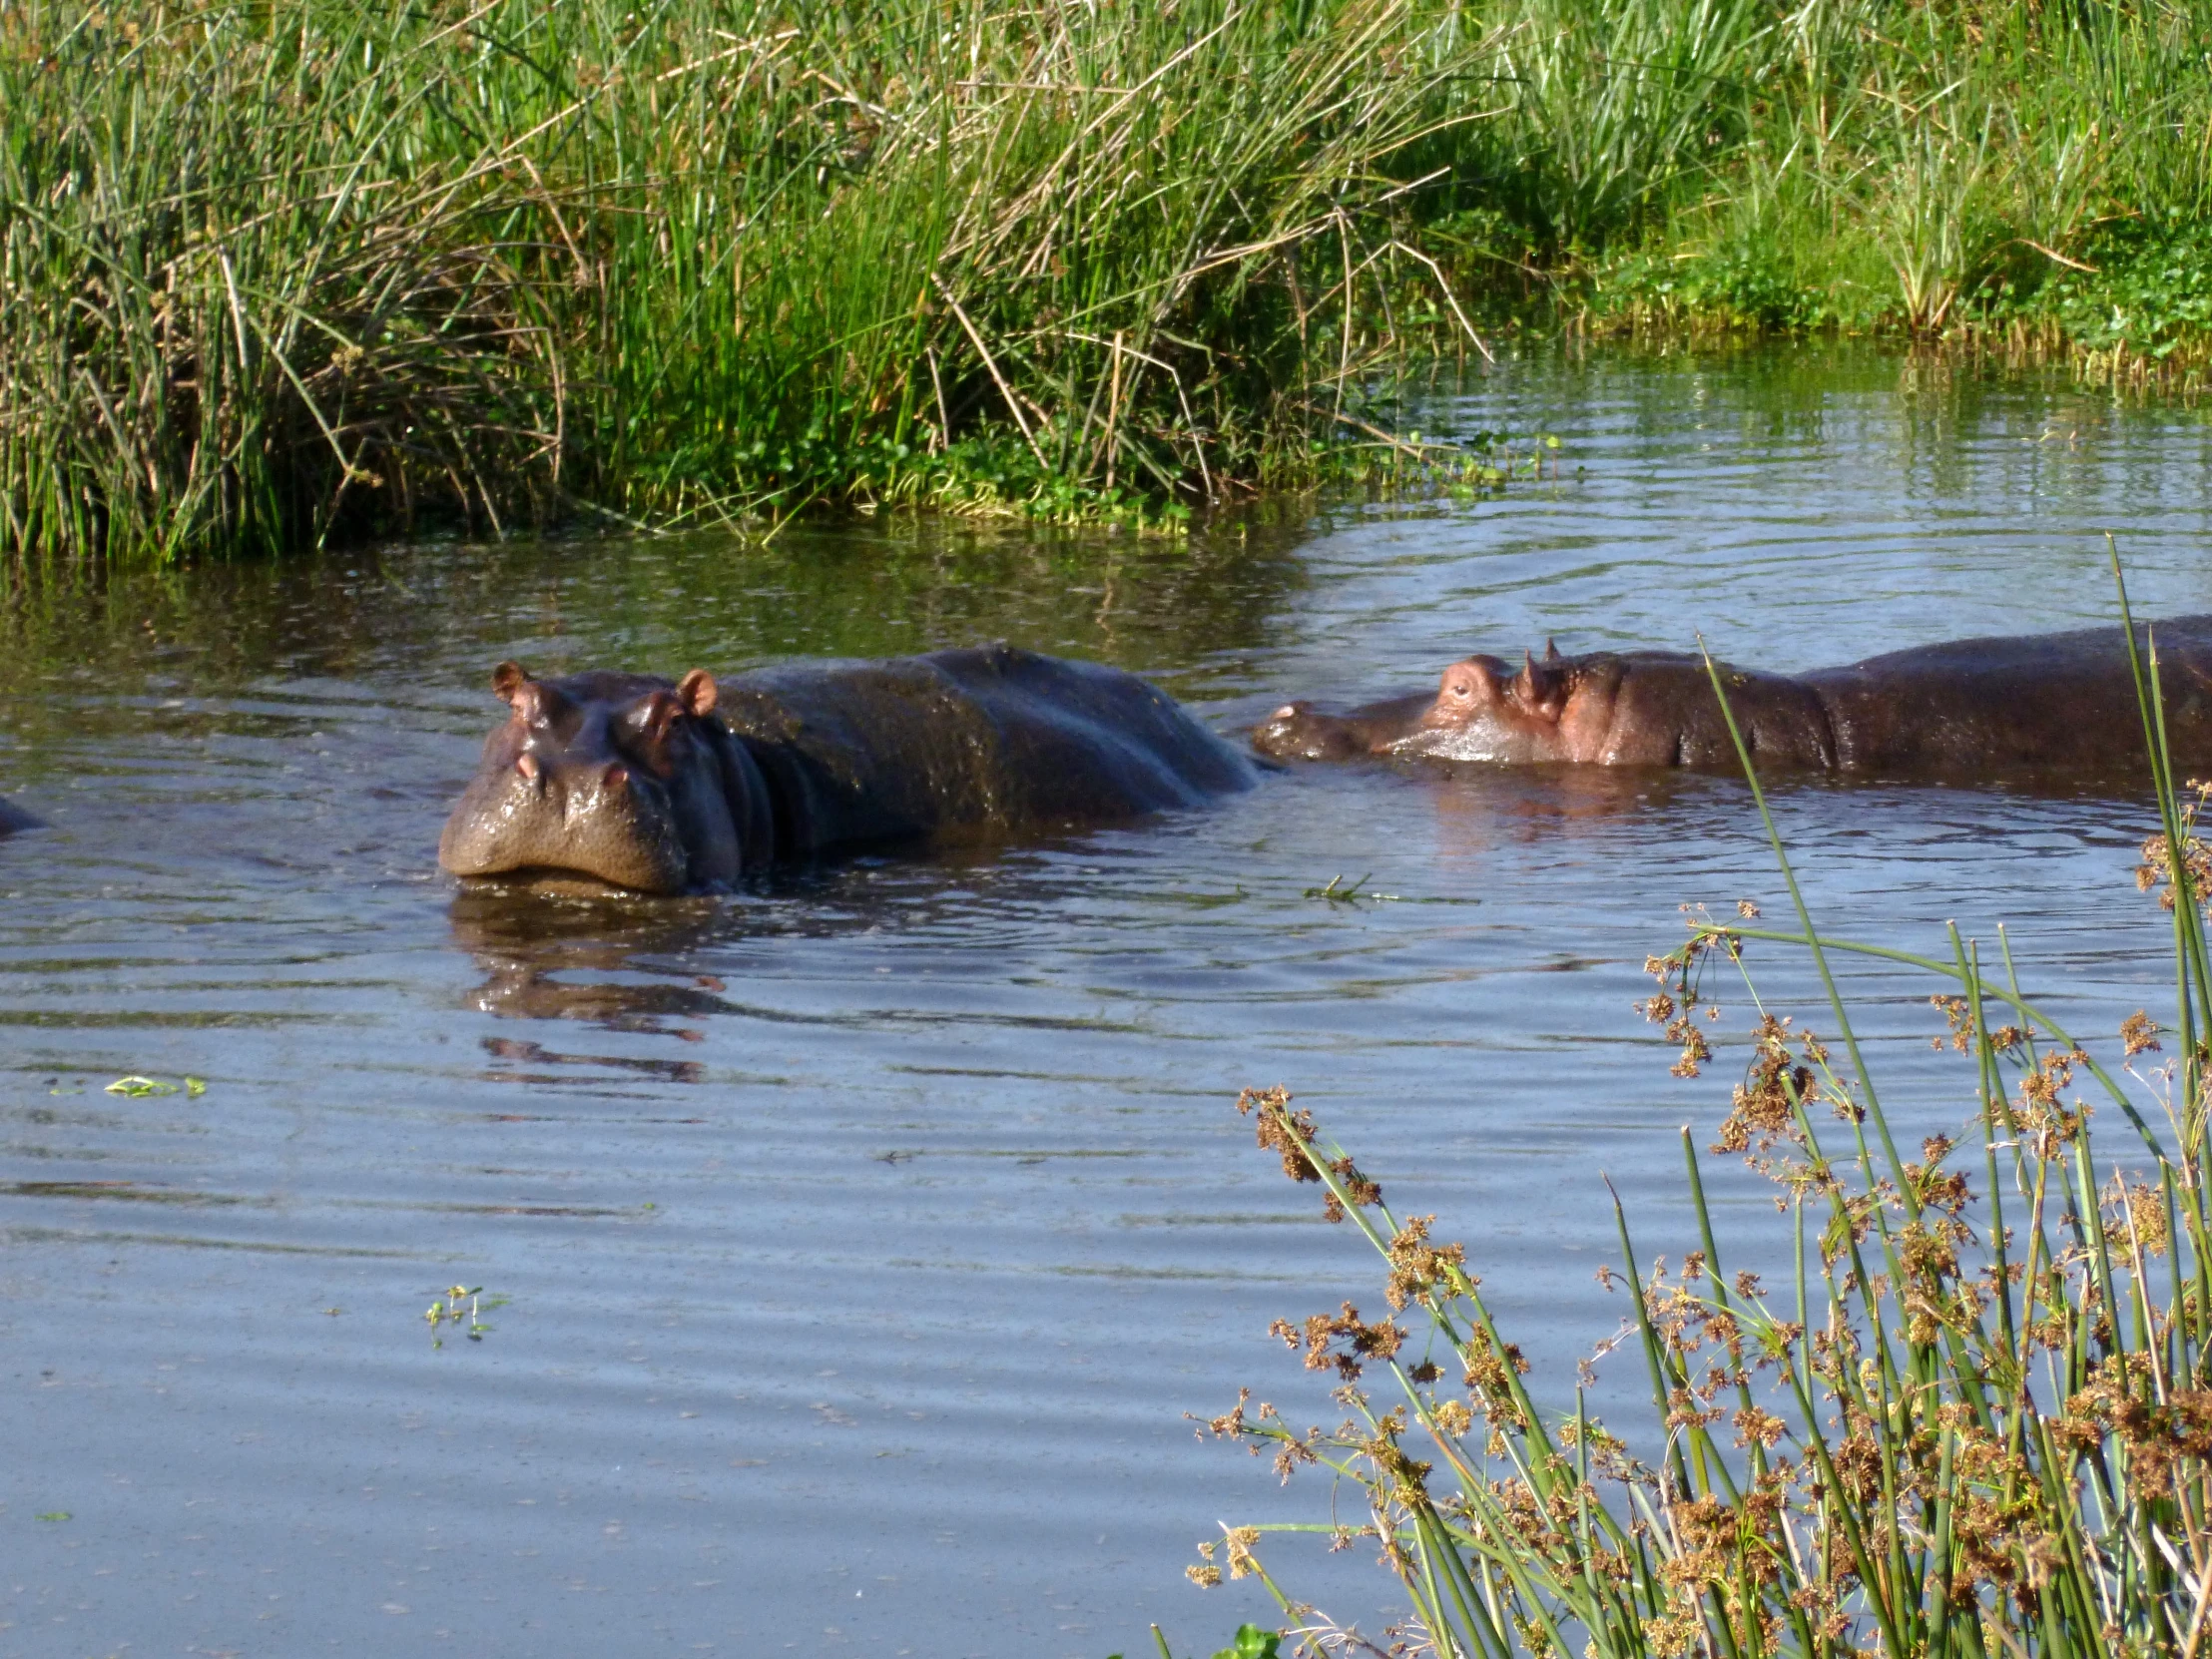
(1544, 638), (1563, 663)
(1511, 651), (1538, 708)
(491, 661), (531, 705)
(1512, 651), (1568, 721)
(675, 669), (718, 718)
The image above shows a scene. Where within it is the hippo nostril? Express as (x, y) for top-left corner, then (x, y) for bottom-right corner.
(515, 753), (540, 782)
(603, 763), (629, 791)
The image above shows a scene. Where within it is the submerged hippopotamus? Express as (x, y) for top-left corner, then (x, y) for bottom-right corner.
(0, 796), (40, 836)
(439, 644), (1254, 893)
(1254, 616), (2212, 778)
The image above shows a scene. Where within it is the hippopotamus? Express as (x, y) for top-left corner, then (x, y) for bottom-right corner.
(1253, 616), (2212, 779)
(0, 796), (41, 836)
(439, 644), (1255, 893)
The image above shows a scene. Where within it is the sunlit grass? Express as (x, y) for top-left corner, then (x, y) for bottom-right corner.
(8, 0), (2212, 564)
(0, 0), (1506, 563)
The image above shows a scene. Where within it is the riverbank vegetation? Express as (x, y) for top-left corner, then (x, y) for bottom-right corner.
(6, 0), (2211, 563)
(1199, 609), (2212, 1654)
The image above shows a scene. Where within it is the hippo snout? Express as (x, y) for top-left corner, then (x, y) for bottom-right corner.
(1250, 701), (1377, 763)
(439, 740), (692, 894)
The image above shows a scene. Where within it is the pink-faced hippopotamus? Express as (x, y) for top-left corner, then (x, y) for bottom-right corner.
(1252, 616), (2212, 779)
(439, 644), (1256, 893)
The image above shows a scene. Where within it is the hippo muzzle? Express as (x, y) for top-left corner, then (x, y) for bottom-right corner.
(438, 746), (690, 893)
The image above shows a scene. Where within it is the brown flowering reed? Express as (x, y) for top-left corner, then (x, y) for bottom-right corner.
(1198, 575), (2212, 1657)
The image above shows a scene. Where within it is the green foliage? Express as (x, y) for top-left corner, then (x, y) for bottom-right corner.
(2020, 214), (2212, 358)
(1213, 1625), (1283, 1659)
(104, 1073), (205, 1098)
(1569, 0), (2212, 342)
(0, 0), (1507, 564)
(12, 0), (2212, 565)
(1601, 244), (1834, 332)
(1104, 1623), (1280, 1659)
(425, 1284), (507, 1348)
(1202, 576), (2212, 1654)
(1476, 0), (1774, 247)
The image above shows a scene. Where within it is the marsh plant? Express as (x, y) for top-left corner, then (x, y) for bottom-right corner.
(13, 0), (2212, 565)
(0, 0), (1506, 563)
(1197, 611), (2212, 1654)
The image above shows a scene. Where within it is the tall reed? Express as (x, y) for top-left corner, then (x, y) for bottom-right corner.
(11, 0), (2212, 565)
(1200, 583), (2212, 1655)
(1551, 0), (2212, 342)
(0, 0), (1505, 564)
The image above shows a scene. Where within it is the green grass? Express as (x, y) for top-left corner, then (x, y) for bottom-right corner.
(1478, 0), (2212, 361)
(0, 0), (1509, 563)
(1200, 576), (2212, 1654)
(9, 0), (2212, 565)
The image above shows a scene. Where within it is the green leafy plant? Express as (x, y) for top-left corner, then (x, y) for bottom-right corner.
(1109, 1622), (1284, 1659)
(424, 1284), (508, 1348)
(103, 1074), (205, 1097)
(1215, 1624), (1286, 1659)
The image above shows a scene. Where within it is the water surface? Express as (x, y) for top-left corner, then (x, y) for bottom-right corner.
(3, 344), (2208, 1657)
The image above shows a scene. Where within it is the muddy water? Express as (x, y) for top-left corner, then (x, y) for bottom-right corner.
(3, 345), (2209, 1657)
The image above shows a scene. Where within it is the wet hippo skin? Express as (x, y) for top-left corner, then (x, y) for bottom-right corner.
(440, 643), (1257, 894)
(0, 796), (41, 836)
(1252, 616), (2212, 780)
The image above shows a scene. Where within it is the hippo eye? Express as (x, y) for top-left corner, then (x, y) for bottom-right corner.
(1450, 682), (1469, 698)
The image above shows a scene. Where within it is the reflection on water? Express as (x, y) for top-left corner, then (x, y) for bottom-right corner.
(2, 343), (2208, 1657)
(453, 889), (743, 1067)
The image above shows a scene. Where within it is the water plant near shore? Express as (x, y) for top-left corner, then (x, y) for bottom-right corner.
(0, 0), (1507, 563)
(1504, 0), (2212, 364)
(1198, 600), (2212, 1654)
(8, 0), (2212, 565)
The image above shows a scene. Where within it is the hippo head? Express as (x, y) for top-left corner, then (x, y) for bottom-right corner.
(438, 662), (733, 894)
(1407, 642), (1588, 763)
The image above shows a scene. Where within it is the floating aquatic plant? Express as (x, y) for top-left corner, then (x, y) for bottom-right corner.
(425, 1284), (508, 1349)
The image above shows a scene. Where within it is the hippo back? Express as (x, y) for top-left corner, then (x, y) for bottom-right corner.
(1802, 615), (2212, 778)
(715, 644), (1255, 854)
(1563, 653), (1834, 769)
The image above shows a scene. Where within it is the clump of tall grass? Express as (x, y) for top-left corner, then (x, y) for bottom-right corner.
(15, 0), (2212, 566)
(0, 0), (1505, 564)
(1522, 0), (2212, 349)
(1, 4), (571, 561)
(1198, 591), (2212, 1654)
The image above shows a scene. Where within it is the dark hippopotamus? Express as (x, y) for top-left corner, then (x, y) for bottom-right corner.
(1253, 616), (2212, 779)
(0, 796), (41, 836)
(439, 644), (1255, 893)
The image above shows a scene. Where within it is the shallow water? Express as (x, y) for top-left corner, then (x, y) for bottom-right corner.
(2, 343), (2209, 1657)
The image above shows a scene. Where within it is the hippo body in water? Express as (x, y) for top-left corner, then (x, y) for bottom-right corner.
(440, 644), (1255, 893)
(0, 796), (40, 836)
(1252, 617), (2212, 779)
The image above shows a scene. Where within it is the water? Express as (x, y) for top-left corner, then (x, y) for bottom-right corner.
(2, 344), (2208, 1657)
